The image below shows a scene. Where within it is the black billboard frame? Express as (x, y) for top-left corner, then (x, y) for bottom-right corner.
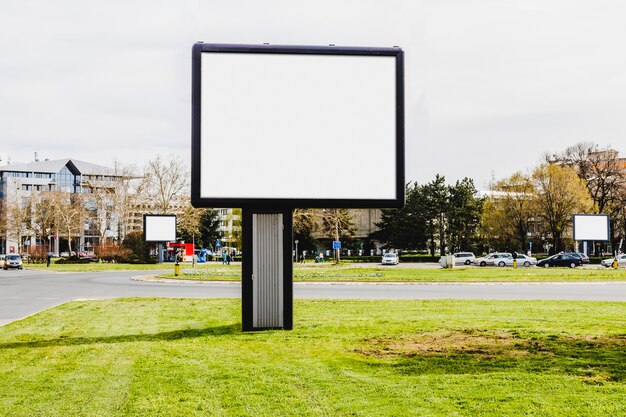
(190, 42), (405, 210)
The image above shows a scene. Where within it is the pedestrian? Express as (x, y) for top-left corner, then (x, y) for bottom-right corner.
(46, 253), (52, 267)
(222, 251), (228, 265)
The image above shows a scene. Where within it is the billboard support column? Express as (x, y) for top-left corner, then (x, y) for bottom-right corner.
(242, 208), (293, 331)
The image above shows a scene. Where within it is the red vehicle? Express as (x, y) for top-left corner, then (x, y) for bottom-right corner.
(166, 243), (195, 261)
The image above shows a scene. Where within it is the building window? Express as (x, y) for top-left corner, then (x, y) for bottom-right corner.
(57, 166), (81, 193)
(21, 184), (31, 191)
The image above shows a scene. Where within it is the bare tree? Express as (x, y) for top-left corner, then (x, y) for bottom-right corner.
(548, 142), (626, 214)
(29, 192), (58, 251)
(320, 209), (356, 263)
(107, 162), (143, 242)
(50, 192), (85, 254)
(177, 203), (203, 244)
(141, 155), (188, 214)
(5, 198), (30, 254)
(0, 199), (7, 252)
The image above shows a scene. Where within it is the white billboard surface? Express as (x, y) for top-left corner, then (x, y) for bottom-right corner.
(199, 52), (397, 201)
(573, 214), (610, 241)
(144, 215), (177, 242)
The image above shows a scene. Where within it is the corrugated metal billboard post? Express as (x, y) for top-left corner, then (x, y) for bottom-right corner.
(242, 209), (293, 331)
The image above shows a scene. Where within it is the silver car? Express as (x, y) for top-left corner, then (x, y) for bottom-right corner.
(473, 253), (512, 267)
(3, 254), (23, 270)
(452, 252), (476, 266)
(600, 254), (626, 268)
(500, 253), (538, 267)
(381, 252), (399, 265)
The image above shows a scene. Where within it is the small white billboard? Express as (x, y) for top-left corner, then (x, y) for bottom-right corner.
(144, 215), (177, 242)
(573, 214), (610, 241)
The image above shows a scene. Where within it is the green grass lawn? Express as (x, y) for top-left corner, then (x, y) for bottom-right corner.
(26, 261), (182, 272)
(27, 261), (626, 281)
(1, 298), (625, 416)
(162, 263), (626, 282)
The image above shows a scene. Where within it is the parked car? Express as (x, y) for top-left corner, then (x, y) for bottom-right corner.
(473, 253), (512, 267)
(3, 254), (23, 270)
(567, 252), (590, 264)
(452, 252), (476, 266)
(537, 253), (582, 268)
(503, 253), (538, 267)
(381, 252), (399, 265)
(600, 254), (626, 268)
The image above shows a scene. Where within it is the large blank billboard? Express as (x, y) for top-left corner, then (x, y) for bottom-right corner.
(191, 43), (404, 208)
(144, 215), (177, 242)
(573, 214), (610, 241)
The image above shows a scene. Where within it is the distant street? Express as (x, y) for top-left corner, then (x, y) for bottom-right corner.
(1, 268), (626, 326)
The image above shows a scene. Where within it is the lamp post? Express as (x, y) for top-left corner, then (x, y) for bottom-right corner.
(295, 239), (299, 263)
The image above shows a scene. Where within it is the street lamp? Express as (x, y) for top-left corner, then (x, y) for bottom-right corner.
(295, 239), (299, 263)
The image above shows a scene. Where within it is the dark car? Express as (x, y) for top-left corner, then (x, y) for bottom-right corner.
(567, 252), (590, 264)
(537, 253), (582, 268)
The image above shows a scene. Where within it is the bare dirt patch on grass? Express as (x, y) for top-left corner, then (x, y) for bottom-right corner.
(358, 330), (626, 362)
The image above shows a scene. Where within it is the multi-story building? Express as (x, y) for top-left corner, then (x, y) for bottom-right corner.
(0, 158), (124, 255)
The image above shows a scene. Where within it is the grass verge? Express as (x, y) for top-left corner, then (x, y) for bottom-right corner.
(161, 263), (626, 282)
(26, 261), (626, 281)
(0, 298), (625, 416)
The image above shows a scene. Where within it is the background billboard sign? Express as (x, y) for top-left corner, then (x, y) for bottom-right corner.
(144, 214), (177, 242)
(573, 214), (610, 241)
(191, 43), (404, 209)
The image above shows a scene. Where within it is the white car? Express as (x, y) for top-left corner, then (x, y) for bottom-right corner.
(600, 254), (626, 268)
(452, 252), (476, 266)
(473, 253), (512, 267)
(381, 252), (399, 265)
(500, 253), (537, 267)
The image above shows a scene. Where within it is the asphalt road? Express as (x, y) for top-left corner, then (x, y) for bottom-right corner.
(1, 268), (626, 326)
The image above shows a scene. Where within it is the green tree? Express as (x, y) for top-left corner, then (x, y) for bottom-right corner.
(446, 178), (484, 253)
(122, 230), (151, 263)
(198, 209), (221, 250)
(479, 172), (534, 252)
(532, 164), (594, 253)
(373, 182), (428, 250)
(423, 175), (449, 255)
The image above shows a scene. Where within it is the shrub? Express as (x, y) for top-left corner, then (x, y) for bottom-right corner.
(121, 231), (154, 264)
(96, 244), (131, 263)
(56, 255), (91, 264)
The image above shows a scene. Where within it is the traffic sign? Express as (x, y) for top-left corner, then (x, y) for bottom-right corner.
(333, 241), (341, 250)
(216, 240), (221, 247)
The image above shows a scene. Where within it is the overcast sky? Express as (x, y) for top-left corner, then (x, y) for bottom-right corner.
(1, 0), (625, 189)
